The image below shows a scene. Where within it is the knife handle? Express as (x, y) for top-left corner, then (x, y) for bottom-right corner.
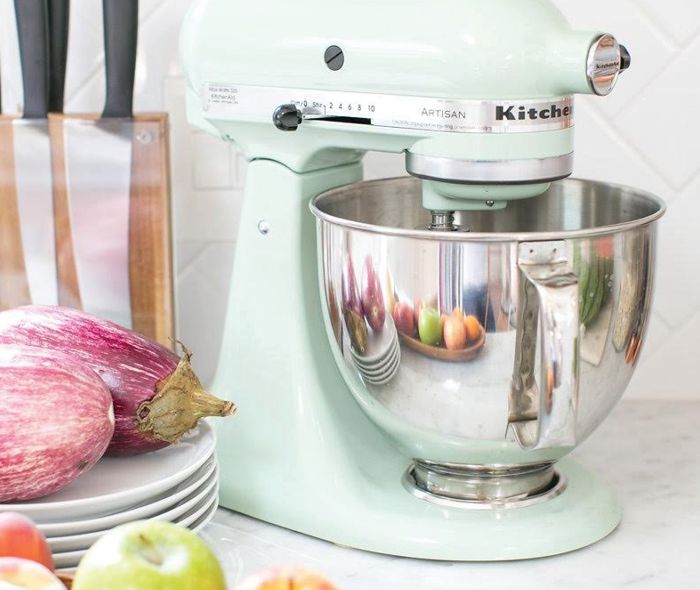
(102, 0), (138, 118)
(47, 0), (69, 113)
(14, 0), (50, 119)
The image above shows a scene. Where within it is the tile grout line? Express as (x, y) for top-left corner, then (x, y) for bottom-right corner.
(651, 312), (673, 333)
(635, 0), (700, 52)
(604, 53), (682, 118)
(583, 100), (694, 198)
(629, 1), (682, 52)
(65, 0), (174, 107)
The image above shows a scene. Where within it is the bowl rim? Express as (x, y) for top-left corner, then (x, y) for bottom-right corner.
(309, 176), (667, 242)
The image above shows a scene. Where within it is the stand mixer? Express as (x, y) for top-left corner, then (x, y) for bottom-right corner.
(181, 0), (665, 560)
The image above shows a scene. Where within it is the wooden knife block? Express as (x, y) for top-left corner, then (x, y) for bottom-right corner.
(0, 113), (174, 347)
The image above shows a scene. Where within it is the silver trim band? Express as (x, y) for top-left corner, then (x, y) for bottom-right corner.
(202, 83), (574, 134)
(406, 152), (574, 184)
(310, 177), (666, 243)
(402, 464), (567, 510)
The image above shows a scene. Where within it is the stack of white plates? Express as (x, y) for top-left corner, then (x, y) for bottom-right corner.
(350, 318), (401, 385)
(1, 422), (218, 571)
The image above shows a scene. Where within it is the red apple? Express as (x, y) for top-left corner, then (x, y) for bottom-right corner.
(0, 557), (64, 590)
(0, 513), (53, 570)
(235, 567), (339, 590)
(392, 301), (415, 336)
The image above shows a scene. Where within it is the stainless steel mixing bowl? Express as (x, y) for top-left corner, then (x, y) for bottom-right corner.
(311, 177), (664, 506)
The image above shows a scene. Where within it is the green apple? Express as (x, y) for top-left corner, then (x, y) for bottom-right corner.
(418, 306), (442, 345)
(72, 521), (226, 590)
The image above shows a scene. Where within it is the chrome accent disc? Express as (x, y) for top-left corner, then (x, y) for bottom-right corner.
(406, 152), (574, 184)
(403, 463), (567, 510)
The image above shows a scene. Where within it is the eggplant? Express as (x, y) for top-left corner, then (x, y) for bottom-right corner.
(342, 308), (368, 353)
(0, 346), (114, 502)
(341, 254), (363, 317)
(341, 254), (369, 351)
(0, 306), (235, 456)
(361, 256), (385, 332)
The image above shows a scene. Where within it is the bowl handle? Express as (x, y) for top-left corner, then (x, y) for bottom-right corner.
(509, 241), (580, 451)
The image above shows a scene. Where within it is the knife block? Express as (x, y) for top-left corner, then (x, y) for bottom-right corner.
(0, 113), (174, 347)
(49, 112), (175, 346)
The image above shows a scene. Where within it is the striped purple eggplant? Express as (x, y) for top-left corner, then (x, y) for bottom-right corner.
(0, 346), (114, 502)
(0, 306), (235, 456)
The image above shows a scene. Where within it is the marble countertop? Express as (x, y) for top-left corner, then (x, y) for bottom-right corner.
(202, 400), (699, 589)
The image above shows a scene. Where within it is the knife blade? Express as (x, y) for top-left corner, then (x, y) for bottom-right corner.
(13, 0), (58, 306)
(64, 0), (138, 327)
(47, 0), (82, 308)
(0, 46), (32, 309)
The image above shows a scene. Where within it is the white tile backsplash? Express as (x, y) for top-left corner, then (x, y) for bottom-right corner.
(636, 0), (700, 47)
(1, 0), (697, 397)
(614, 37), (700, 190)
(652, 183), (700, 328)
(176, 241), (235, 382)
(192, 133), (234, 190)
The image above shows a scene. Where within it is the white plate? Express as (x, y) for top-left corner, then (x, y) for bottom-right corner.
(365, 353), (401, 385)
(355, 344), (400, 376)
(52, 488), (220, 570)
(39, 458), (217, 536)
(176, 491), (219, 530)
(52, 548), (88, 571)
(3, 422), (215, 521)
(190, 495), (219, 533)
(351, 319), (398, 365)
(47, 467), (219, 552)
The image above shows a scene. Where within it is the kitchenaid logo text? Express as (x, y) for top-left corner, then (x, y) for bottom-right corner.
(496, 103), (572, 121)
(594, 59), (621, 72)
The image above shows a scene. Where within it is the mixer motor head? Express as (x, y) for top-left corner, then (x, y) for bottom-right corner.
(182, 0), (630, 212)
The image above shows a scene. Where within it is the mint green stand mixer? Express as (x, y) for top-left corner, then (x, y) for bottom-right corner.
(181, 0), (665, 560)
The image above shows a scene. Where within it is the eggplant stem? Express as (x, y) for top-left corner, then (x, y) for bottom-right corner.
(168, 337), (193, 360)
(135, 350), (236, 444)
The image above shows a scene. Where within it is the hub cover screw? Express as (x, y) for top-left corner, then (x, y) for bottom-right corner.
(324, 45), (345, 71)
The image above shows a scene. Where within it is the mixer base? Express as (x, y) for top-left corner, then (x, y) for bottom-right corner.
(213, 160), (621, 561)
(219, 456), (620, 561)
